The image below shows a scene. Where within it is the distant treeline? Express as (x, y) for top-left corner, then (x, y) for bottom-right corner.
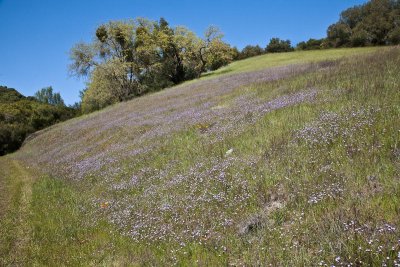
(0, 86), (78, 155)
(235, 0), (400, 60)
(232, 38), (296, 60)
(231, 38), (328, 60)
(233, 37), (325, 60)
(2, 0), (398, 155)
(71, 0), (400, 113)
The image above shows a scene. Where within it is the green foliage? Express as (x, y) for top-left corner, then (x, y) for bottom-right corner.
(231, 46), (240, 60)
(265, 38), (294, 53)
(350, 26), (372, 46)
(34, 86), (65, 106)
(326, 0), (400, 47)
(70, 18), (234, 114)
(0, 86), (76, 155)
(205, 39), (235, 70)
(238, 45), (265, 59)
(387, 26), (400, 44)
(296, 38), (325, 50)
(0, 86), (24, 103)
(199, 26), (234, 72)
(327, 22), (353, 47)
(81, 62), (121, 113)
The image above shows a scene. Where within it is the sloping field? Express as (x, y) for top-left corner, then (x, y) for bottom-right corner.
(202, 47), (378, 78)
(1, 47), (399, 266)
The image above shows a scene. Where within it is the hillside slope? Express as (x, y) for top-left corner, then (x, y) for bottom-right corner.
(1, 47), (399, 266)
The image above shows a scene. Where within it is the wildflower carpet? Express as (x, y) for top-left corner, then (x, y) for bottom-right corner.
(1, 47), (399, 266)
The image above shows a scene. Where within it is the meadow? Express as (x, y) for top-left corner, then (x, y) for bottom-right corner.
(1, 46), (399, 266)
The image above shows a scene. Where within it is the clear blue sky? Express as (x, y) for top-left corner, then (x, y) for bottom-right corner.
(0, 0), (367, 105)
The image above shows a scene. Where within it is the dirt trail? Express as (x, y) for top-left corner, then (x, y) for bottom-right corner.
(0, 162), (9, 219)
(0, 159), (34, 265)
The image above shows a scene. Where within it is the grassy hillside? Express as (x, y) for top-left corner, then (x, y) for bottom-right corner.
(201, 47), (379, 79)
(1, 47), (399, 266)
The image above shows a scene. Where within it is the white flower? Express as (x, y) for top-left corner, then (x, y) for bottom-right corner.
(225, 148), (234, 156)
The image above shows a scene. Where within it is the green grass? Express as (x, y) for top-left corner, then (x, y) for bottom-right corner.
(27, 175), (144, 266)
(201, 47), (379, 79)
(0, 158), (35, 265)
(1, 46), (399, 266)
(0, 158), (164, 266)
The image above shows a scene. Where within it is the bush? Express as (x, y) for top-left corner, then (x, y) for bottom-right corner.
(296, 38), (325, 50)
(238, 45), (265, 59)
(0, 86), (77, 155)
(386, 27), (400, 45)
(350, 27), (371, 47)
(265, 38), (294, 53)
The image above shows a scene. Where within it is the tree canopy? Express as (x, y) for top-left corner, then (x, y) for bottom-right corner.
(70, 18), (234, 113)
(296, 38), (325, 50)
(34, 86), (66, 106)
(266, 38), (294, 53)
(326, 0), (400, 47)
(0, 86), (77, 155)
(238, 45), (265, 59)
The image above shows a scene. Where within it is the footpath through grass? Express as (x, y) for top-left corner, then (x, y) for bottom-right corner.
(0, 158), (34, 265)
(0, 158), (145, 266)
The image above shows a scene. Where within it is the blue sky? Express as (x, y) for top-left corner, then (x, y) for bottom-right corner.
(0, 0), (367, 105)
